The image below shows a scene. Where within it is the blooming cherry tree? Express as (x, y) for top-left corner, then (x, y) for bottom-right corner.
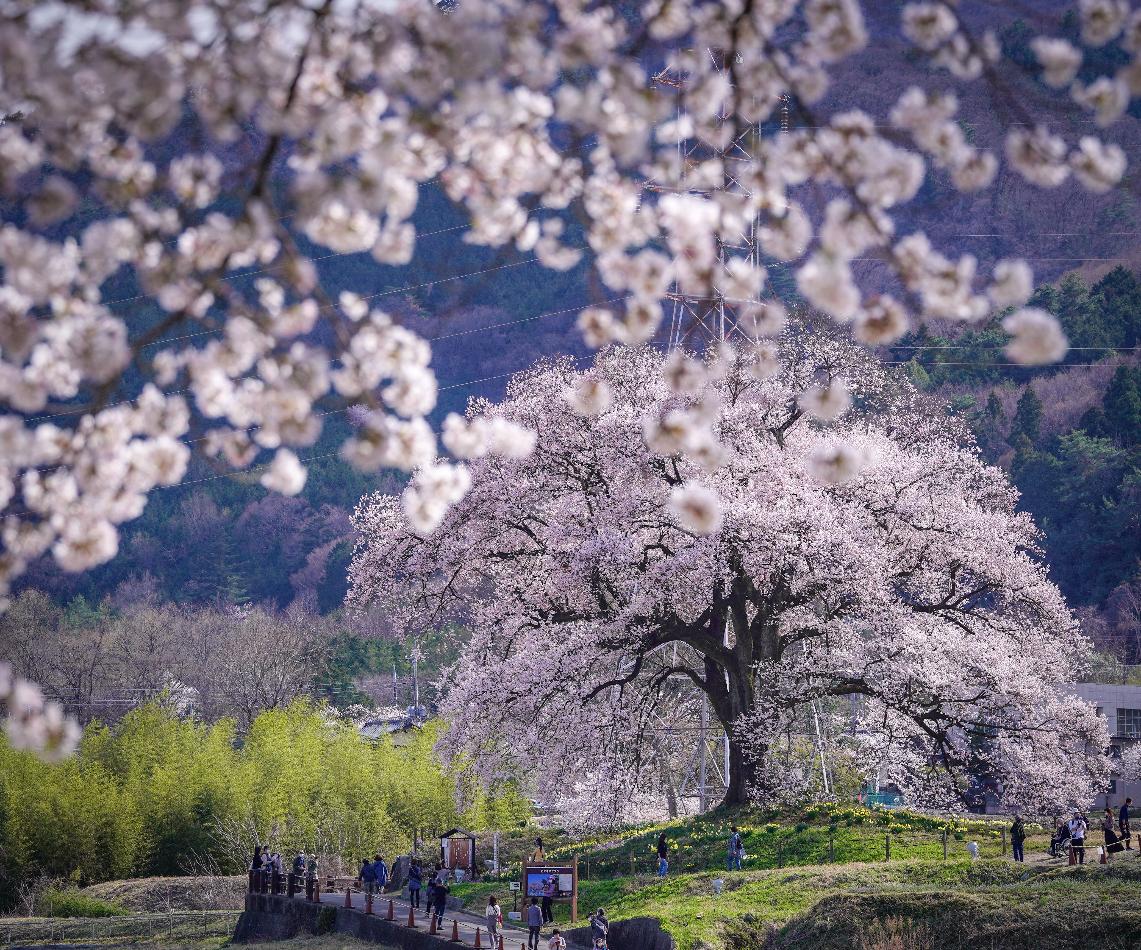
(349, 336), (1109, 816)
(4, 0), (1140, 752)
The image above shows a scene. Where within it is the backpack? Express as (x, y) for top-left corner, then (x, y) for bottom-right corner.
(362, 863), (377, 883)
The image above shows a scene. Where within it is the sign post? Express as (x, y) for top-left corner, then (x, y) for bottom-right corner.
(521, 861), (578, 925)
(571, 856), (578, 924)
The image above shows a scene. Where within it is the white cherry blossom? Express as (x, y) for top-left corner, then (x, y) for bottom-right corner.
(1003, 308), (1070, 366)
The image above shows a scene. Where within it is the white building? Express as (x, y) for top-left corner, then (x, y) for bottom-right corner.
(1067, 682), (1141, 809)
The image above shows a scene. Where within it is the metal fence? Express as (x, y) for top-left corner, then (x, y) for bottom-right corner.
(0, 909), (241, 946)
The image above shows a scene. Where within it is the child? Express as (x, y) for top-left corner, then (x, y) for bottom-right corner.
(433, 877), (450, 928)
(548, 929), (566, 950)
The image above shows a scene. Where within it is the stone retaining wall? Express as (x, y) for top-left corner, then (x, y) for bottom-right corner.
(235, 894), (675, 950)
(235, 893), (450, 950)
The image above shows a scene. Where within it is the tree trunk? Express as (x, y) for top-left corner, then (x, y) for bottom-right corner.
(699, 649), (760, 807)
(722, 732), (760, 806)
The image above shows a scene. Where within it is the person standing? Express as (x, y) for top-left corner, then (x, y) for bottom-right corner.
(1120, 797), (1132, 850)
(1010, 816), (1025, 863)
(1068, 812), (1088, 865)
(727, 826), (743, 871)
(408, 860), (423, 908)
(1103, 808), (1119, 862)
(656, 833), (669, 877)
(541, 876), (555, 925)
(485, 896), (502, 944)
(531, 836), (545, 862)
(589, 908), (608, 947)
(373, 855), (389, 892)
(527, 896), (544, 950)
(250, 845), (263, 891)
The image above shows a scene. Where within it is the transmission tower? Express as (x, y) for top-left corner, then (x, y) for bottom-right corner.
(644, 62), (831, 810)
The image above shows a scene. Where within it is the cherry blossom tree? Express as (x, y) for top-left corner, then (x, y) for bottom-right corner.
(5, 0), (1141, 752)
(349, 335), (1109, 815)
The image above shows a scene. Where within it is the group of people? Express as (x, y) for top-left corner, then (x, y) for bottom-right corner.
(1047, 798), (1133, 865)
(250, 846), (318, 885)
(482, 894), (567, 950)
(655, 826), (745, 877)
(357, 854), (390, 894)
(358, 856), (453, 923)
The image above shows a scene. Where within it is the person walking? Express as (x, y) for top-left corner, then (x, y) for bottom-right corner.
(1120, 797), (1132, 850)
(727, 826), (744, 871)
(485, 895), (502, 944)
(656, 833), (669, 877)
(527, 896), (544, 950)
(362, 856), (378, 896)
(373, 855), (389, 892)
(1068, 811), (1088, 865)
(432, 876), (450, 928)
(548, 929), (566, 950)
(408, 860), (423, 908)
(1010, 816), (1025, 863)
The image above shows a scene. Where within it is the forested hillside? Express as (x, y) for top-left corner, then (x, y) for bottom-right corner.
(887, 266), (1141, 660)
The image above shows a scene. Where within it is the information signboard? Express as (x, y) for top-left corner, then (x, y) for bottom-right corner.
(521, 859), (579, 922)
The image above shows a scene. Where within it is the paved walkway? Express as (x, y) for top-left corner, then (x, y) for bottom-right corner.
(316, 889), (536, 950)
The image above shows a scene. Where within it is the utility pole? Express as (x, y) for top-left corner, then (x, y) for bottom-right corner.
(698, 697), (709, 813)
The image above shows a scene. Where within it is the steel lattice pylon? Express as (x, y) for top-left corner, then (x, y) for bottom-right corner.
(646, 53), (794, 351)
(639, 63), (829, 812)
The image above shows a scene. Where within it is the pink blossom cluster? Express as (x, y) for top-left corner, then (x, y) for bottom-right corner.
(349, 334), (1108, 821)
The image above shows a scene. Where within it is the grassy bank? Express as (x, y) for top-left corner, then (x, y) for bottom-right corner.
(455, 858), (1141, 950)
(537, 805), (1048, 879)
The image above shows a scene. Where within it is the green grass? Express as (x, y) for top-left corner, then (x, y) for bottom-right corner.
(533, 804), (1049, 879)
(38, 887), (130, 917)
(456, 856), (1141, 950)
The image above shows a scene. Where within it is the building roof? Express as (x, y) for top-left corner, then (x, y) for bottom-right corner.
(440, 828), (476, 840)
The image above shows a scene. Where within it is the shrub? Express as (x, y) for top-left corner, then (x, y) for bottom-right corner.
(315, 906), (337, 934)
(39, 889), (128, 918)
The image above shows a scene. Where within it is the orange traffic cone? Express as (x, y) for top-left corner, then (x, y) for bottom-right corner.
(498, 935), (505, 950)
(344, 887), (352, 909)
(365, 893), (374, 915)
(451, 920), (460, 942)
(407, 905), (416, 927)
(387, 899), (395, 920)
(475, 927), (482, 949)
(429, 914), (437, 935)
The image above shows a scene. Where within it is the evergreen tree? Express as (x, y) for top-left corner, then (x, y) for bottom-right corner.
(1091, 266), (1141, 348)
(1104, 366), (1141, 446)
(1012, 387), (1044, 444)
